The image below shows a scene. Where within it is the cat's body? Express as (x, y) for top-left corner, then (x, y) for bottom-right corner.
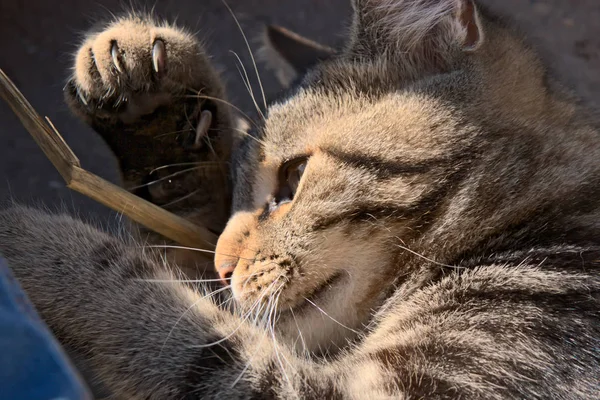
(1, 1), (599, 398)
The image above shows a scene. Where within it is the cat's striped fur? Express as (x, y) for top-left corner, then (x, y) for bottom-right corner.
(1, 0), (599, 398)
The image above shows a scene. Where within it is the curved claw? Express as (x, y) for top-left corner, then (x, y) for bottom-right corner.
(152, 39), (166, 75)
(77, 87), (88, 106)
(193, 110), (213, 149)
(111, 42), (124, 73)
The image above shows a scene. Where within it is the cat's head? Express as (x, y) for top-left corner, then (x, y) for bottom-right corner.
(215, 0), (598, 352)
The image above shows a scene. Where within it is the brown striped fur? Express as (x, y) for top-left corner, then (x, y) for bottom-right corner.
(1, 0), (599, 398)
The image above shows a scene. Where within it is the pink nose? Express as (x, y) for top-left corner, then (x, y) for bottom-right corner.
(217, 263), (236, 286)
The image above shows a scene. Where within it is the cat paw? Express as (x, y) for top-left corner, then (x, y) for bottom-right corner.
(66, 16), (226, 126)
(63, 16), (234, 222)
(61, 16), (235, 246)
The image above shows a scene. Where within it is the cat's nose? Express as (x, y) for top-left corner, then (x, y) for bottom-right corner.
(215, 211), (257, 286)
(217, 263), (236, 286)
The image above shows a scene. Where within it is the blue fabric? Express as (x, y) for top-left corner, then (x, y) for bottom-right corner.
(0, 256), (91, 400)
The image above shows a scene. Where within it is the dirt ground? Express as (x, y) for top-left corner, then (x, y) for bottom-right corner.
(0, 0), (599, 220)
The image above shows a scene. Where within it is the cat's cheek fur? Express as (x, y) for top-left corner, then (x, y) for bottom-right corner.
(217, 205), (397, 353)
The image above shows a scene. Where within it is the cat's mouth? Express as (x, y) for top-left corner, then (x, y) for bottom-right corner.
(281, 271), (346, 315)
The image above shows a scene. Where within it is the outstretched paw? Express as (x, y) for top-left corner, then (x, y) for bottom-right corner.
(67, 16), (226, 126)
(64, 16), (234, 241)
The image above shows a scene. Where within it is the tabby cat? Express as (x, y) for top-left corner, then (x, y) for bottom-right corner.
(1, 0), (599, 398)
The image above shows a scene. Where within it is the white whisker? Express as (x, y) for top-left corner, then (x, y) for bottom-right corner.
(141, 277), (226, 283)
(144, 245), (215, 255)
(148, 161), (221, 174)
(185, 93), (259, 129)
(127, 166), (200, 191)
(269, 286), (294, 389)
(218, 0), (267, 111)
(230, 281), (284, 390)
(143, 245), (257, 263)
(231, 50), (266, 120)
(394, 239), (465, 270)
(160, 284), (232, 353)
(161, 189), (201, 207)
(289, 307), (308, 357)
(303, 297), (361, 335)
(142, 269), (263, 285)
(230, 331), (268, 388)
(231, 125), (265, 145)
(192, 279), (279, 350)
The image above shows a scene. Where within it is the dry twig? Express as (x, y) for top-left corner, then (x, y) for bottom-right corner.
(0, 69), (217, 249)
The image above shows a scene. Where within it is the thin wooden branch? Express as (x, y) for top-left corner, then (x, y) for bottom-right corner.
(0, 69), (217, 250)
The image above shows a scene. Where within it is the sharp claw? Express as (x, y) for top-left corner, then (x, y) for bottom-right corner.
(194, 110), (213, 148)
(111, 42), (123, 73)
(77, 88), (88, 106)
(152, 39), (166, 75)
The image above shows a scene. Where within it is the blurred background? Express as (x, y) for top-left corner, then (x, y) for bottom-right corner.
(0, 0), (599, 221)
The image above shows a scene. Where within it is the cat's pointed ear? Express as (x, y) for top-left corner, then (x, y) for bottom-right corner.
(259, 25), (336, 87)
(346, 0), (484, 72)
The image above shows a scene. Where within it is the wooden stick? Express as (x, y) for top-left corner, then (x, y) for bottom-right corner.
(0, 69), (217, 249)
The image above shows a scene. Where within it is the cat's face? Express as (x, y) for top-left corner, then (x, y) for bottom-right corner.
(215, 0), (558, 352)
(217, 82), (475, 350)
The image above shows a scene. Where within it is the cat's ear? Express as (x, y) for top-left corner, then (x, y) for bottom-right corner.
(346, 0), (484, 71)
(260, 25), (335, 87)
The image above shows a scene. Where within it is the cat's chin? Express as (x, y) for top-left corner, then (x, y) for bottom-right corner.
(273, 273), (368, 355)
